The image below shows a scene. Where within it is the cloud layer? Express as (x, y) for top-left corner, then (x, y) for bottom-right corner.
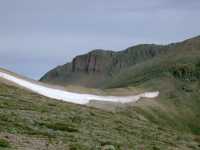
(0, 0), (200, 79)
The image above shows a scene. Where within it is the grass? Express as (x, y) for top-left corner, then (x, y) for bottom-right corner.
(103, 51), (200, 137)
(0, 139), (10, 148)
(0, 83), (199, 149)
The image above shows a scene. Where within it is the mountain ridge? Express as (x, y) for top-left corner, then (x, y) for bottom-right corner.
(40, 44), (167, 87)
(40, 35), (200, 88)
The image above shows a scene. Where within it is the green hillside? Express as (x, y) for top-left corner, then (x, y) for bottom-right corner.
(105, 36), (200, 88)
(103, 36), (200, 139)
(0, 82), (199, 149)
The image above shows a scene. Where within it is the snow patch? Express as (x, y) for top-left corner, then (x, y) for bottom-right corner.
(0, 71), (159, 105)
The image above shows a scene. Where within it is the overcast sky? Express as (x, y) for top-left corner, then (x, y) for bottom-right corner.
(0, 0), (200, 79)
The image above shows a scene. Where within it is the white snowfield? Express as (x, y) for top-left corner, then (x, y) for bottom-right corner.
(0, 71), (159, 105)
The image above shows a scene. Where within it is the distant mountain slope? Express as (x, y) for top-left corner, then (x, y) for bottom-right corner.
(105, 35), (200, 88)
(40, 36), (200, 88)
(40, 44), (168, 87)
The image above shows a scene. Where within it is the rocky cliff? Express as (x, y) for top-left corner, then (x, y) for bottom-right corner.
(40, 44), (168, 87)
(40, 36), (200, 88)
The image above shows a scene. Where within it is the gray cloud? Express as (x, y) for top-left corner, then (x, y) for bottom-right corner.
(0, 0), (200, 79)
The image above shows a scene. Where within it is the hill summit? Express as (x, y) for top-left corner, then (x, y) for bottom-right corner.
(40, 35), (200, 88)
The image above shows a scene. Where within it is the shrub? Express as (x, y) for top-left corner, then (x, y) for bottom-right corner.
(45, 122), (79, 132)
(0, 139), (10, 148)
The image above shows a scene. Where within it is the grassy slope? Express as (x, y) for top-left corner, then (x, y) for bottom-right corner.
(104, 36), (200, 139)
(0, 83), (199, 150)
(105, 36), (200, 88)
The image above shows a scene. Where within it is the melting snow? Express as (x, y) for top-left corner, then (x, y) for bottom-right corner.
(0, 71), (159, 105)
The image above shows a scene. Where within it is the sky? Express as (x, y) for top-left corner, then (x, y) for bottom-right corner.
(0, 0), (200, 79)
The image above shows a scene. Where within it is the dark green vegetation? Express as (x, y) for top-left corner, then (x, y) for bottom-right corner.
(0, 83), (199, 149)
(0, 139), (10, 148)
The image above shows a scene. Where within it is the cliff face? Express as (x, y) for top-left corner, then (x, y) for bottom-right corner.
(41, 36), (200, 88)
(40, 36), (200, 88)
(71, 50), (114, 73)
(40, 44), (167, 87)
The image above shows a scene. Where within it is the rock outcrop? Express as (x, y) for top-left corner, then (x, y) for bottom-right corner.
(40, 44), (168, 87)
(40, 36), (200, 87)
